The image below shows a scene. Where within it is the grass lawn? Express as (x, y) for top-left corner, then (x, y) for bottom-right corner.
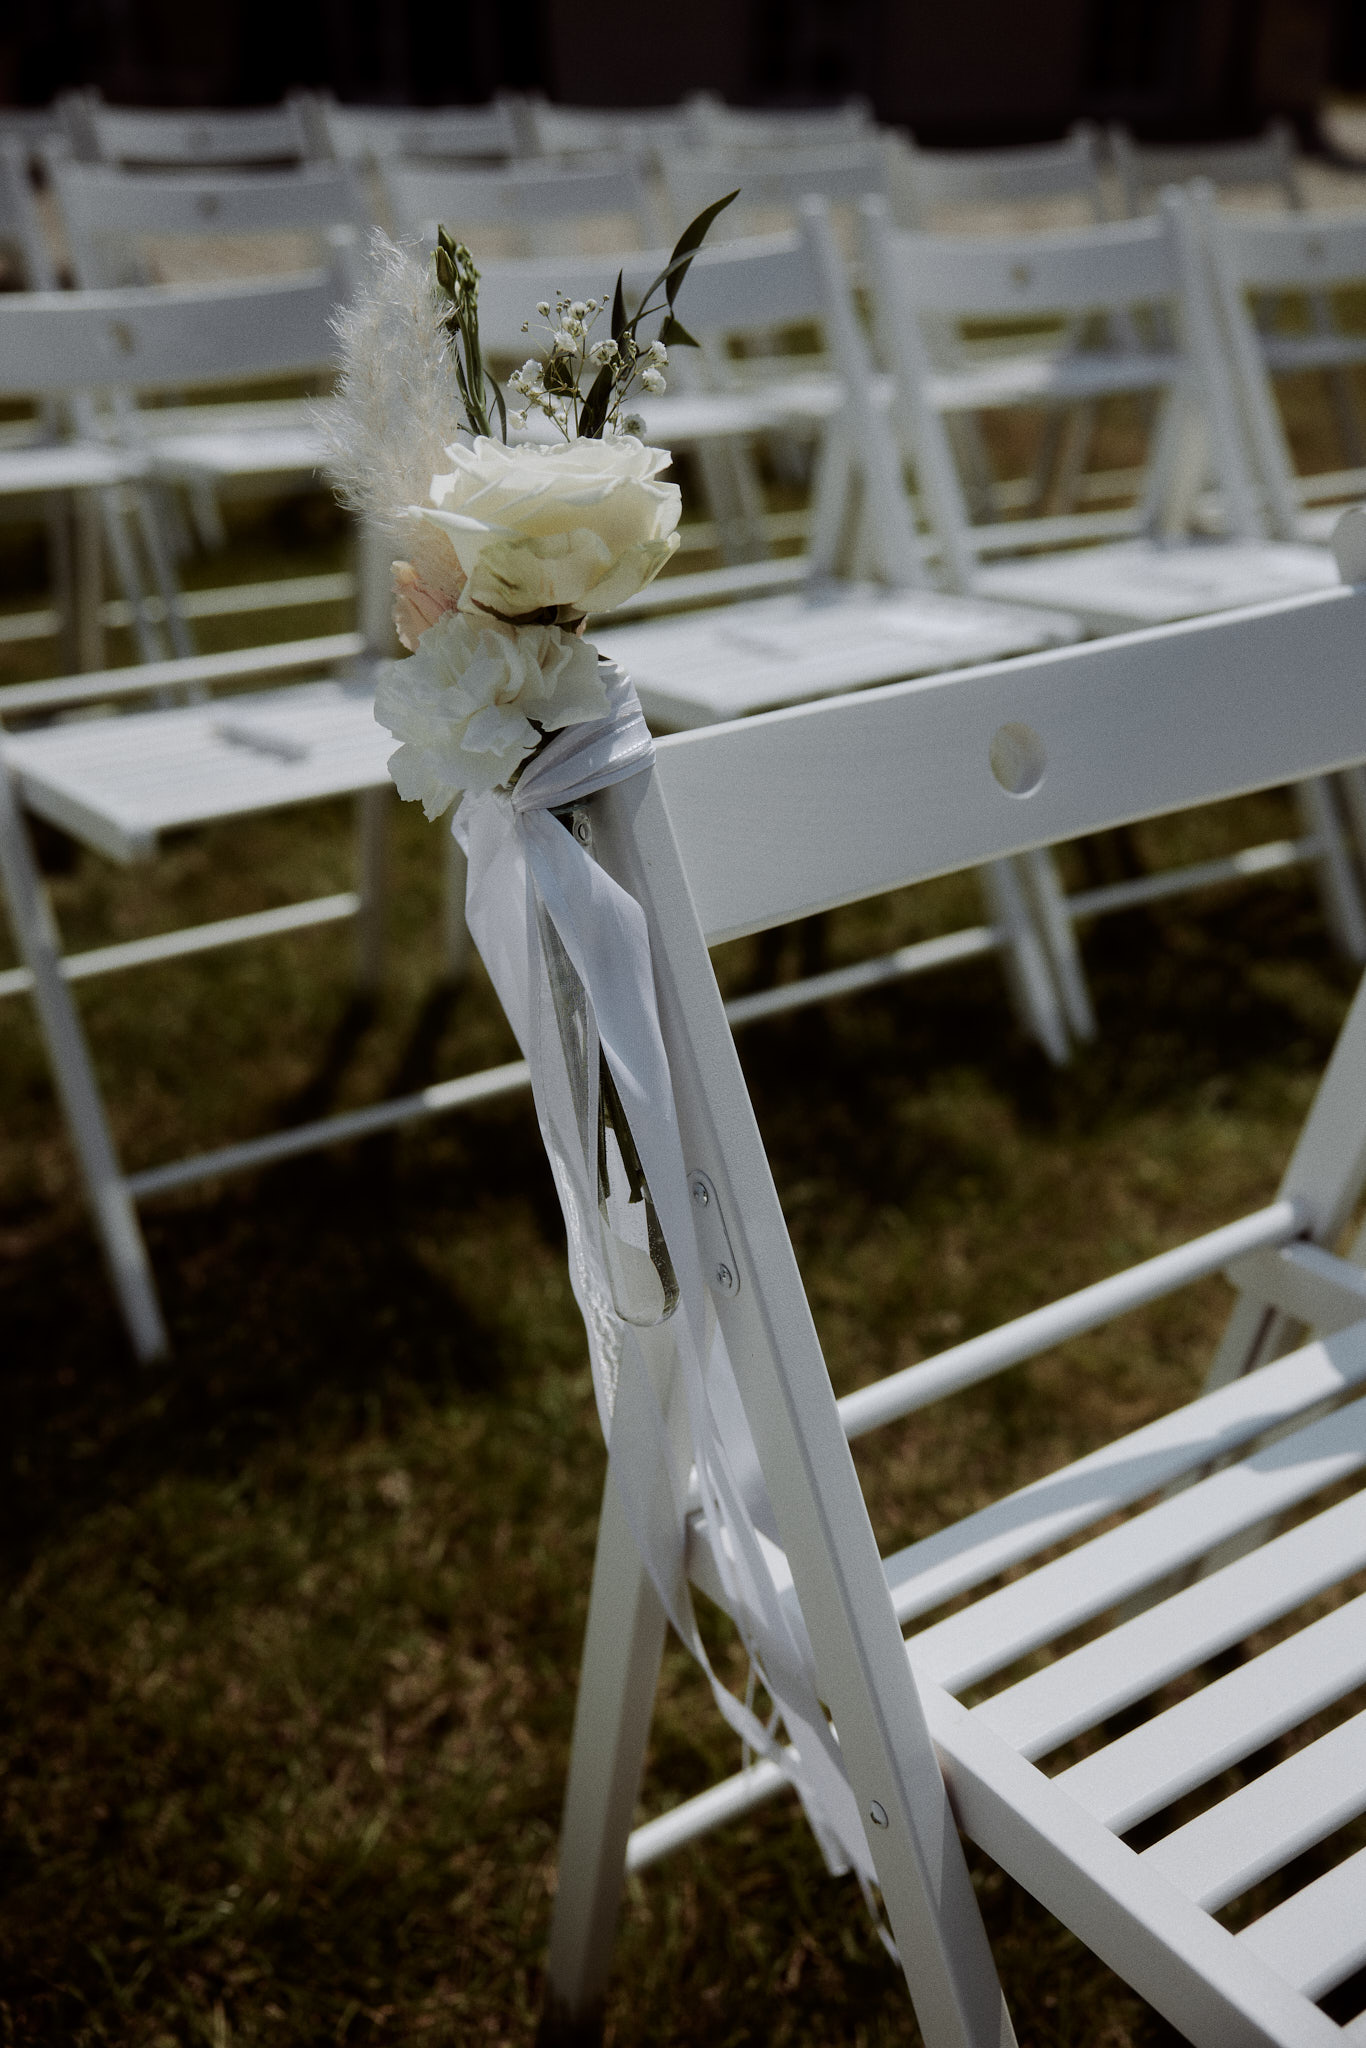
(0, 717), (1358, 2044)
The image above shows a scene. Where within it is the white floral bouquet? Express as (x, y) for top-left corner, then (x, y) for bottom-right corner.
(322, 198), (735, 815)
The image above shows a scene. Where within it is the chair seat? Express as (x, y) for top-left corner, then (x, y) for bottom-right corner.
(685, 1314), (1366, 2034)
(2, 678), (392, 863)
(146, 423), (331, 484)
(0, 440), (150, 495)
(595, 585), (1081, 730)
(974, 538), (1338, 633)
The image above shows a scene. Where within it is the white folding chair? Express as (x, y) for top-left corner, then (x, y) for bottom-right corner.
(660, 137), (889, 240)
(1199, 192), (1366, 547)
(515, 94), (704, 163)
(589, 211), (1083, 1064)
(0, 273), (417, 1362)
(59, 89), (314, 168)
(47, 155), (370, 633)
(300, 92), (522, 168)
(1114, 123), (1364, 475)
(378, 153), (660, 257)
(685, 95), (873, 154)
(1201, 192), (1366, 893)
(854, 188), (1366, 1005)
(539, 545), (1366, 2048)
(1110, 119), (1306, 219)
(887, 125), (1109, 231)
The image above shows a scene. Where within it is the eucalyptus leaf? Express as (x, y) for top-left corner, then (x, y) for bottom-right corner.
(658, 312), (699, 349)
(665, 188), (738, 306)
(576, 360), (616, 441)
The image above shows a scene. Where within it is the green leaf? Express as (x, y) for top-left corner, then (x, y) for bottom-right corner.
(433, 246), (455, 294)
(665, 188), (738, 306)
(576, 361), (617, 441)
(610, 270), (626, 343)
(658, 312), (699, 349)
(486, 371), (507, 443)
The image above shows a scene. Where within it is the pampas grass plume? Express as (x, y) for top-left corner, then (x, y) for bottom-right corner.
(319, 230), (465, 537)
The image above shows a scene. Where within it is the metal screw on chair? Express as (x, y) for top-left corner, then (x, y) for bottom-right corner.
(691, 1179), (710, 1207)
(715, 1263), (733, 1290)
(869, 1802), (889, 1828)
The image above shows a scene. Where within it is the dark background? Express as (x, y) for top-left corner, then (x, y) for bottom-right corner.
(2, 0), (1366, 146)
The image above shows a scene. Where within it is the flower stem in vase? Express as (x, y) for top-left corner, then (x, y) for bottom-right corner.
(548, 803), (679, 1327)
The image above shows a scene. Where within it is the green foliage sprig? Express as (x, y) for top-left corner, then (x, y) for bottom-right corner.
(432, 227), (506, 443)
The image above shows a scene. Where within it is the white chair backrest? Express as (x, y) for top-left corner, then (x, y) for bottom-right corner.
(857, 188), (1265, 584)
(1199, 189), (1366, 538)
(888, 125), (1108, 228)
(380, 155), (655, 255)
(1110, 118), (1303, 216)
(687, 94), (872, 153)
(518, 94), (702, 158)
(60, 89), (313, 168)
(0, 141), (57, 289)
(0, 271), (342, 401)
(661, 139), (888, 236)
(48, 158), (368, 288)
(311, 95), (522, 166)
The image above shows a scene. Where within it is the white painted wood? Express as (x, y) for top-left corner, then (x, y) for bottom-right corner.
(925, 1682), (1343, 2046)
(888, 127), (1108, 230)
(970, 1463), (1366, 1752)
(1111, 121), (1304, 219)
(1, 680), (395, 863)
(0, 892), (360, 1000)
(124, 1058), (534, 1199)
(653, 583), (1366, 946)
(1054, 1587), (1366, 1831)
(308, 94), (521, 168)
(65, 93), (313, 168)
(0, 758), (166, 1360)
(598, 587), (1078, 728)
(0, 633), (364, 719)
(877, 1322), (1362, 1629)
(1144, 1706), (1366, 1911)
(1225, 1241), (1366, 1335)
(841, 1199), (1303, 1440)
(1238, 1846), (1366, 1999)
(661, 139), (888, 239)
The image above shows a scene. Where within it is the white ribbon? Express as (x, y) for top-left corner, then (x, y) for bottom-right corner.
(452, 661), (874, 1883)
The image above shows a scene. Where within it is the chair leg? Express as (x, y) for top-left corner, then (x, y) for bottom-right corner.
(539, 1472), (670, 2047)
(979, 858), (1071, 1067)
(74, 492), (104, 672)
(1019, 846), (1097, 1043)
(355, 786), (388, 994)
(1296, 775), (1366, 965)
(0, 762), (168, 1361)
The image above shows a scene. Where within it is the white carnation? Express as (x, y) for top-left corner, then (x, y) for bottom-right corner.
(375, 610), (610, 816)
(415, 434), (681, 622)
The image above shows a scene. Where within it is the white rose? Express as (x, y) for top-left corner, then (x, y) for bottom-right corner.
(375, 610), (610, 816)
(414, 435), (681, 623)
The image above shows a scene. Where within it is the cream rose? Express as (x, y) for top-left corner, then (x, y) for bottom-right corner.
(375, 609), (609, 816)
(412, 434), (681, 623)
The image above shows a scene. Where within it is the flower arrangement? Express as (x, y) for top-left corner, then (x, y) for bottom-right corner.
(323, 196), (735, 814)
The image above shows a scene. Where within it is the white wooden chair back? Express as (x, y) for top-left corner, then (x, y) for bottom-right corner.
(687, 94), (873, 153)
(1199, 188), (1366, 540)
(517, 94), (702, 159)
(379, 155), (655, 256)
(661, 138), (888, 237)
(0, 271), (343, 401)
(0, 140), (56, 289)
(858, 190), (1265, 586)
(48, 157), (367, 289)
(543, 562), (1366, 2045)
(888, 125), (1108, 229)
(60, 90), (313, 168)
(1110, 118), (1304, 217)
(307, 94), (521, 166)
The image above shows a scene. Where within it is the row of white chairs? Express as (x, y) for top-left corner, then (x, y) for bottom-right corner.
(5, 172), (1366, 1358)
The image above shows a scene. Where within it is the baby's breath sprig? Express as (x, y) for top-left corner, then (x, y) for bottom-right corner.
(505, 189), (739, 443)
(431, 226), (507, 443)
